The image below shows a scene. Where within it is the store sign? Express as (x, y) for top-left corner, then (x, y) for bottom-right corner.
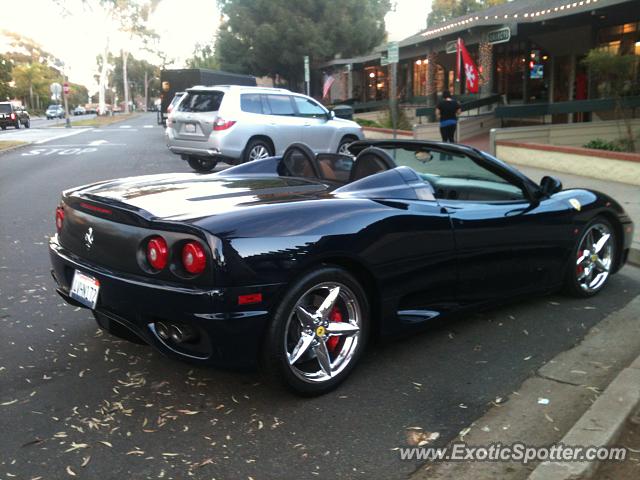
(487, 26), (511, 45)
(380, 55), (389, 66)
(446, 40), (457, 54)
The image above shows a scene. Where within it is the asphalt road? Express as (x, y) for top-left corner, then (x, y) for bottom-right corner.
(0, 113), (97, 133)
(1, 113), (639, 480)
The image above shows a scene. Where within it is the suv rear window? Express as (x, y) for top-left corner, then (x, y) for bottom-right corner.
(178, 91), (224, 113)
(0, 104), (11, 113)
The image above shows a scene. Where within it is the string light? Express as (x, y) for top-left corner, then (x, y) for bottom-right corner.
(420, 0), (598, 38)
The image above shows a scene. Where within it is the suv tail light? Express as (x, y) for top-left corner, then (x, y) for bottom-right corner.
(182, 241), (206, 275)
(213, 118), (236, 131)
(55, 206), (65, 232)
(147, 236), (169, 270)
(10, 113), (16, 120)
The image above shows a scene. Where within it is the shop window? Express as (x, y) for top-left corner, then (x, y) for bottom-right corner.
(364, 66), (388, 102)
(412, 58), (429, 97)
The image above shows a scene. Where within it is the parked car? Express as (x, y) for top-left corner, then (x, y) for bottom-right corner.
(0, 102), (30, 129)
(165, 86), (364, 172)
(46, 105), (65, 120)
(162, 91), (184, 124)
(73, 106), (86, 116)
(49, 139), (634, 395)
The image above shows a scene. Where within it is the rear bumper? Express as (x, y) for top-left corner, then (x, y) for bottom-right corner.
(49, 236), (280, 369)
(165, 127), (243, 162)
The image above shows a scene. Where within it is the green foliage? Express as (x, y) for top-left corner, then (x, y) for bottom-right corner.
(583, 138), (623, 152)
(354, 117), (381, 128)
(427, 0), (507, 27)
(215, 0), (391, 87)
(0, 54), (13, 100)
(112, 53), (160, 102)
(380, 106), (412, 130)
(186, 44), (218, 70)
(581, 49), (638, 97)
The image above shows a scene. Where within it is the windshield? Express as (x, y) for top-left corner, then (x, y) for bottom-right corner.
(47, 105), (60, 110)
(177, 91), (223, 113)
(0, 104), (11, 113)
(376, 146), (525, 201)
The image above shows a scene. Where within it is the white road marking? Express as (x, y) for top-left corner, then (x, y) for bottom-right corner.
(34, 128), (93, 144)
(89, 139), (108, 146)
(22, 147), (98, 156)
(119, 125), (131, 129)
(143, 125), (154, 128)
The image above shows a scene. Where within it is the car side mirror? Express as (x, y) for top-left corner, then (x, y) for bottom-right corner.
(328, 110), (335, 120)
(540, 176), (562, 196)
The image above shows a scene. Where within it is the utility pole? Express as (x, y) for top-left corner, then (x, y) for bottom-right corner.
(388, 41), (399, 139)
(61, 63), (71, 128)
(304, 56), (310, 96)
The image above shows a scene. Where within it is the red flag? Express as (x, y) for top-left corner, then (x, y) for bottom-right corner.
(457, 38), (479, 94)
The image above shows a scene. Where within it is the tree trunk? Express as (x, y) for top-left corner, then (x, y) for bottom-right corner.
(144, 70), (148, 112)
(98, 40), (109, 115)
(122, 50), (129, 114)
(29, 83), (33, 109)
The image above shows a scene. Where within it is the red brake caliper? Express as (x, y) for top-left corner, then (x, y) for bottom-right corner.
(327, 307), (342, 352)
(577, 249), (584, 275)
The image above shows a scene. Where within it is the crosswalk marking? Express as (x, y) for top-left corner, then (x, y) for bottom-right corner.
(119, 125), (131, 129)
(143, 125), (154, 129)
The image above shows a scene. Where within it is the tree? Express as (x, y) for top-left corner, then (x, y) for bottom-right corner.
(582, 49), (639, 152)
(427, 0), (507, 27)
(215, 0), (391, 89)
(0, 54), (13, 101)
(186, 44), (218, 70)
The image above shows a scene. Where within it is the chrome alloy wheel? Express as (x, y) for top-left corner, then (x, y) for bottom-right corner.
(284, 282), (361, 383)
(576, 223), (614, 293)
(338, 141), (353, 156)
(249, 144), (270, 161)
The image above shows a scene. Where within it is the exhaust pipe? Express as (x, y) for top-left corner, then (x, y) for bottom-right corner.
(169, 324), (197, 344)
(155, 321), (170, 340)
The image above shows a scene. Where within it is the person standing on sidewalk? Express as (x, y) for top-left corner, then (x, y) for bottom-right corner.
(436, 90), (461, 143)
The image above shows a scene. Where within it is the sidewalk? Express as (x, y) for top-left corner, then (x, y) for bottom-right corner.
(411, 294), (640, 480)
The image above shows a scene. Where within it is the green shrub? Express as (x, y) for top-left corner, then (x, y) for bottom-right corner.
(380, 107), (413, 131)
(354, 117), (381, 128)
(583, 138), (623, 152)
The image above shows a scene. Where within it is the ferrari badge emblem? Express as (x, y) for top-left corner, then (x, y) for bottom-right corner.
(315, 326), (326, 337)
(84, 227), (94, 249)
(569, 199), (581, 211)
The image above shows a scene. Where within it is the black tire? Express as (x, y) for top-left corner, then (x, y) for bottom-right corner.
(14, 121), (20, 129)
(187, 156), (218, 172)
(263, 266), (369, 396)
(1, 125), (5, 130)
(93, 312), (147, 344)
(24, 119), (30, 129)
(563, 216), (616, 298)
(243, 138), (273, 163)
(337, 136), (357, 156)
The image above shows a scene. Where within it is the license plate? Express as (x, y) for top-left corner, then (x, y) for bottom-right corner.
(184, 123), (196, 133)
(70, 270), (100, 309)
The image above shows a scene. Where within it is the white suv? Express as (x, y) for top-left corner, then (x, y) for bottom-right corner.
(165, 85), (364, 172)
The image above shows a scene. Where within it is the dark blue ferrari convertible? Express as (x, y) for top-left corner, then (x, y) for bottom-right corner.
(49, 140), (634, 394)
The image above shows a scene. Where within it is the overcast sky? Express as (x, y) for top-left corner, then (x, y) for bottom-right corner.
(1, 0), (431, 92)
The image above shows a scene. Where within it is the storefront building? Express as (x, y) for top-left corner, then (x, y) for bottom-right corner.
(317, 0), (640, 111)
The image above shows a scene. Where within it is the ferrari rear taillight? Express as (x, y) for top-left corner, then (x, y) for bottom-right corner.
(213, 118), (236, 131)
(182, 241), (206, 275)
(147, 236), (169, 270)
(55, 206), (65, 232)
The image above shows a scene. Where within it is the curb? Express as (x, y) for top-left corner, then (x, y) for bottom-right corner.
(629, 247), (640, 268)
(528, 355), (640, 480)
(0, 141), (31, 156)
